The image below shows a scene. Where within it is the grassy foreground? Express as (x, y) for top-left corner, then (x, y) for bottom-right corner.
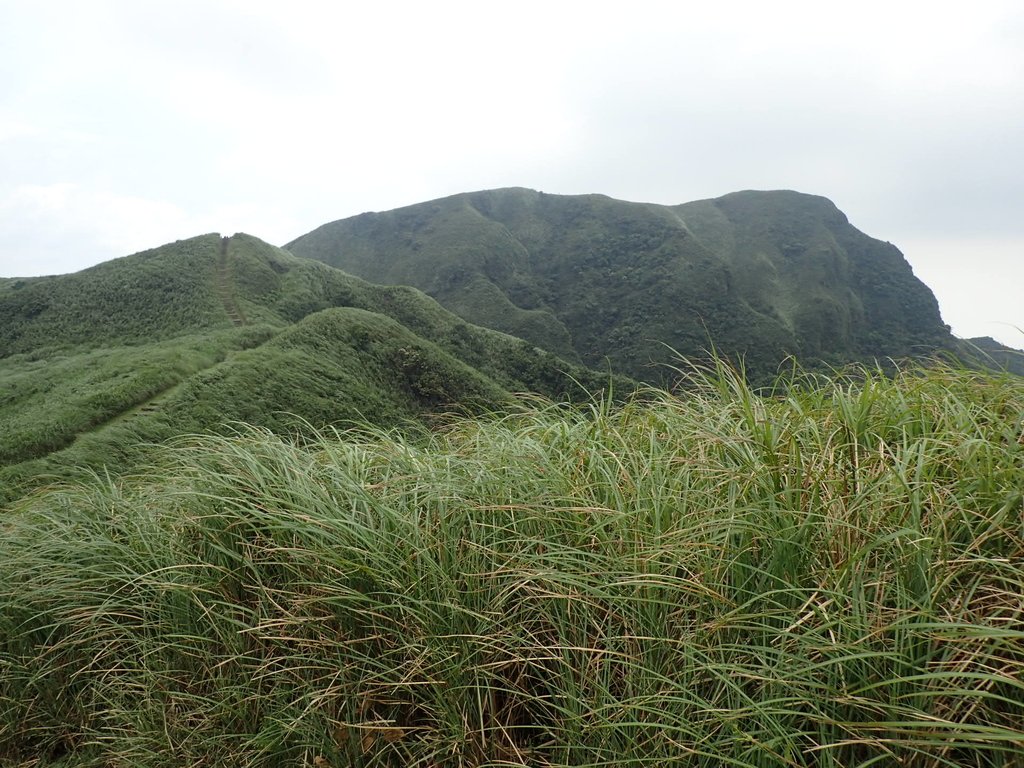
(1, 363), (1022, 767)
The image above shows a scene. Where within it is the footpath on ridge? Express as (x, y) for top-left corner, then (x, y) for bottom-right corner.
(112, 236), (248, 426)
(216, 235), (248, 327)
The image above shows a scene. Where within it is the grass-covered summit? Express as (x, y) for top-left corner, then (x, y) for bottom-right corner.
(2, 362), (1021, 766)
(286, 188), (954, 382)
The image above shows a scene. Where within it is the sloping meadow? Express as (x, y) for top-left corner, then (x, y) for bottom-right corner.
(2, 363), (1022, 767)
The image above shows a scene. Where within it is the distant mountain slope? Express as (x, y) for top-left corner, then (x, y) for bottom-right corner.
(0, 233), (622, 504)
(287, 188), (954, 382)
(958, 336), (1024, 377)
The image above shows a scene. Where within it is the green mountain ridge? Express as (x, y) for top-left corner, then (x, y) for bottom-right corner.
(0, 233), (622, 504)
(287, 187), (964, 382)
(3, 189), (1020, 504)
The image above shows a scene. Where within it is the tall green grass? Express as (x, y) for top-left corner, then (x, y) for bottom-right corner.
(1, 363), (1022, 767)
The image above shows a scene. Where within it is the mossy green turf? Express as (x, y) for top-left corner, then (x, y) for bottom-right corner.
(286, 188), (959, 384)
(0, 234), (626, 504)
(2, 363), (1021, 767)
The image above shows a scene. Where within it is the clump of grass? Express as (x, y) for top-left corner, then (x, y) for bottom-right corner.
(1, 362), (1022, 767)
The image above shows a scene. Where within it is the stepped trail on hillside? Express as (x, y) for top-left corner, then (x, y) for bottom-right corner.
(80, 379), (184, 436)
(217, 235), (248, 327)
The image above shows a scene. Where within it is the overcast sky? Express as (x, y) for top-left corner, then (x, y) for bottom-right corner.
(2, 0), (1022, 347)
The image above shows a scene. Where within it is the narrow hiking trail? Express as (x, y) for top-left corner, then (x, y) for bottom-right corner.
(94, 236), (249, 431)
(217, 235), (248, 327)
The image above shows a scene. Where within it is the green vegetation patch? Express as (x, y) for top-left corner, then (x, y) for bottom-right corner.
(0, 234), (228, 356)
(2, 363), (1021, 766)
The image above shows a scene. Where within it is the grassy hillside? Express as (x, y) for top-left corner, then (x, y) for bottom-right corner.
(0, 235), (227, 356)
(0, 327), (273, 465)
(0, 234), (625, 504)
(2, 362), (1021, 767)
(287, 188), (954, 383)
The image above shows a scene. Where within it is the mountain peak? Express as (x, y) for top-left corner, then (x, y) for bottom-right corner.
(286, 188), (948, 382)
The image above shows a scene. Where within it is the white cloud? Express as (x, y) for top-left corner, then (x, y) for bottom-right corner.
(0, 183), (302, 276)
(0, 116), (36, 143)
(0, 184), (189, 275)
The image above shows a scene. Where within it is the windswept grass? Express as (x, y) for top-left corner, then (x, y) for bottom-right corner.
(1, 363), (1022, 767)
